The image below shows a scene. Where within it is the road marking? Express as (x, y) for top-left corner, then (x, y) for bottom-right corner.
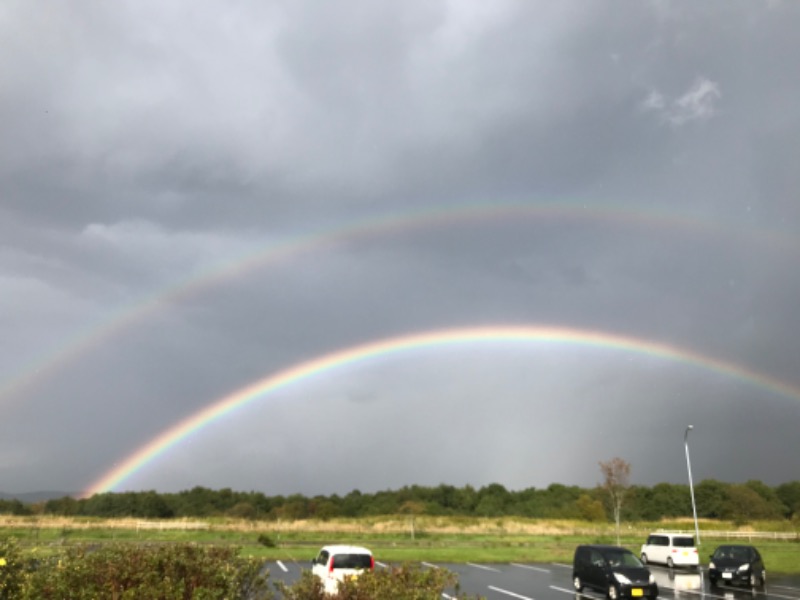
(468, 562), (501, 572)
(703, 587), (795, 600)
(275, 560), (288, 572)
(774, 586), (800, 592)
(552, 563), (572, 569)
(488, 585), (534, 599)
(423, 561), (440, 569)
(511, 563), (551, 573)
(376, 560), (388, 568)
(550, 585), (596, 598)
(442, 594), (455, 599)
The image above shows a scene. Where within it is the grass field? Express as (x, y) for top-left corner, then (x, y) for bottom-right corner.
(2, 515), (799, 574)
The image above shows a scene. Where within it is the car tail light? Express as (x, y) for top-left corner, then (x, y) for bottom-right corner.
(329, 560), (334, 573)
(370, 556), (375, 571)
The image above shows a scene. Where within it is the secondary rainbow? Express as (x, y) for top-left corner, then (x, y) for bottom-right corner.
(4, 202), (796, 409)
(83, 324), (800, 496)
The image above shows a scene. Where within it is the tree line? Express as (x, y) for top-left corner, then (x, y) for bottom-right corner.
(1, 479), (798, 523)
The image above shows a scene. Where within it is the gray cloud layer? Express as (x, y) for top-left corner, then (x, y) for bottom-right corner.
(1, 0), (799, 496)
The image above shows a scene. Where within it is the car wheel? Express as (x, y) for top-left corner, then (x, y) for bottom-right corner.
(640, 553), (648, 564)
(574, 576), (583, 592)
(709, 577), (718, 588)
(667, 557), (674, 569)
(608, 584), (619, 600)
(750, 573), (758, 588)
(760, 570), (766, 587)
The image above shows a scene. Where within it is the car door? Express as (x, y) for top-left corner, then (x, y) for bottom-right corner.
(587, 549), (608, 591)
(653, 535), (667, 565)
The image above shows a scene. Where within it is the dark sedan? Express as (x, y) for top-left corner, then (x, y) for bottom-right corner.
(708, 544), (766, 588)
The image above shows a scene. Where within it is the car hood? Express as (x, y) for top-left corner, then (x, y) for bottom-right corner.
(614, 567), (652, 582)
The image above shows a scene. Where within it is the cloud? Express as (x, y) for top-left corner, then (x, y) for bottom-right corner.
(641, 77), (722, 126)
(2, 1), (800, 497)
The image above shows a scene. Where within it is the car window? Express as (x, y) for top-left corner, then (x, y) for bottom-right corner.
(672, 537), (694, 547)
(605, 550), (643, 568)
(332, 553), (372, 569)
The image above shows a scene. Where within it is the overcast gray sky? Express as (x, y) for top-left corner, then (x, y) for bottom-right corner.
(2, 0), (799, 497)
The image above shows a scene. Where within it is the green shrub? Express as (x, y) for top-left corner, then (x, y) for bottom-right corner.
(257, 534), (276, 548)
(276, 563), (480, 599)
(0, 538), (28, 599)
(22, 543), (271, 599)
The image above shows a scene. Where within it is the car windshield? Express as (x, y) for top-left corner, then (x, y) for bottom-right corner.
(604, 551), (643, 568)
(332, 554), (372, 569)
(673, 537), (695, 547)
(713, 546), (751, 561)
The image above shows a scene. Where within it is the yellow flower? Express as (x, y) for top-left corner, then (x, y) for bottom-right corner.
(0, 557), (7, 567)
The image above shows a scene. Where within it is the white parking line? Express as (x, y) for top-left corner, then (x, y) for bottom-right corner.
(774, 585), (800, 592)
(468, 562), (502, 572)
(375, 560), (388, 568)
(552, 563), (572, 569)
(510, 563), (551, 573)
(423, 561), (440, 569)
(275, 560), (288, 572)
(549, 585), (597, 598)
(488, 585), (535, 599)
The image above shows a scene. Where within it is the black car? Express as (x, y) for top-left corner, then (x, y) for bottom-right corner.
(708, 544), (766, 588)
(573, 545), (659, 599)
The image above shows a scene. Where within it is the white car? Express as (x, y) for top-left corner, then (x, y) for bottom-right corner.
(311, 544), (374, 594)
(640, 533), (699, 568)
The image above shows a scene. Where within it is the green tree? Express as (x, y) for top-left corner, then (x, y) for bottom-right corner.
(475, 484), (511, 516)
(776, 481), (800, 519)
(576, 493), (606, 522)
(694, 480), (729, 518)
(723, 484), (783, 524)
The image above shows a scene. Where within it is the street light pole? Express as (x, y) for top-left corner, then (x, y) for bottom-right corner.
(684, 425), (700, 545)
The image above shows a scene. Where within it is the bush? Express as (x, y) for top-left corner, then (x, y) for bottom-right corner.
(276, 563), (480, 600)
(257, 534), (276, 548)
(21, 543), (271, 599)
(0, 538), (28, 599)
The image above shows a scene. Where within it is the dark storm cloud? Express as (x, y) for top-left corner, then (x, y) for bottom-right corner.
(1, 0), (799, 495)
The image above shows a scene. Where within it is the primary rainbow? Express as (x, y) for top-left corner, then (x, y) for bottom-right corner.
(83, 324), (800, 496)
(3, 202), (796, 408)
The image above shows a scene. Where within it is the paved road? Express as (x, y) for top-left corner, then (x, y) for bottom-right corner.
(263, 559), (800, 600)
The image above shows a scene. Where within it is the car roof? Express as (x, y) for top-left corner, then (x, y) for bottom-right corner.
(579, 545), (633, 551)
(320, 545), (372, 555)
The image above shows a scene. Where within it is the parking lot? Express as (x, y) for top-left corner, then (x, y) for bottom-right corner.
(263, 559), (800, 600)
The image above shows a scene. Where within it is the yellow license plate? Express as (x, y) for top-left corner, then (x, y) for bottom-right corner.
(632, 589), (644, 597)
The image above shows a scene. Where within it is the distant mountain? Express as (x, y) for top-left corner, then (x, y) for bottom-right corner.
(0, 491), (75, 503)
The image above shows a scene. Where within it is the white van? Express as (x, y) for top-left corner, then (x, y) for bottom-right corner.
(311, 545), (374, 594)
(640, 533), (699, 568)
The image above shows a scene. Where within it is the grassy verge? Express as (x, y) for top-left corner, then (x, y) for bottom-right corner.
(2, 516), (798, 574)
